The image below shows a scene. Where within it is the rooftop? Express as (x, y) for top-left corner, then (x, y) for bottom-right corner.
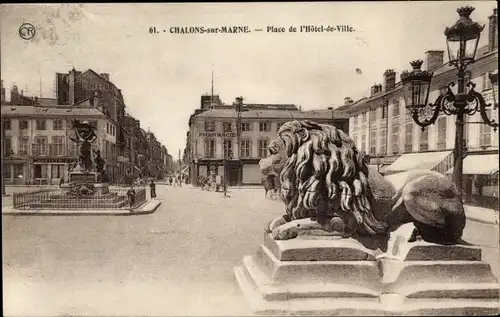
(1, 103), (106, 117)
(346, 45), (497, 113)
(195, 107), (348, 120)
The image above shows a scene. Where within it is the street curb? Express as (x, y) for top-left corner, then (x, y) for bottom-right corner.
(1, 200), (161, 217)
(466, 215), (498, 225)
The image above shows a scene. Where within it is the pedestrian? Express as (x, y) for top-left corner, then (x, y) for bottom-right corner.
(127, 185), (136, 211)
(150, 179), (157, 199)
(169, 177), (173, 186)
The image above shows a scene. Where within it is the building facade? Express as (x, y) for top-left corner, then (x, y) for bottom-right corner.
(186, 96), (349, 185)
(345, 8), (498, 206)
(1, 97), (117, 185)
(2, 69), (171, 185)
(56, 68), (128, 181)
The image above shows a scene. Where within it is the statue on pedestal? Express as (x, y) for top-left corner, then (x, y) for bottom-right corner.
(237, 120), (497, 316)
(260, 120), (466, 246)
(69, 119), (98, 172)
(235, 120), (499, 316)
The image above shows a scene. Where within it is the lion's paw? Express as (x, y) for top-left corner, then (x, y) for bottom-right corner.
(266, 215), (288, 234)
(272, 222), (300, 240)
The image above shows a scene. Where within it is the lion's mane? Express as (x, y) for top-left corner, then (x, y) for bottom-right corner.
(274, 120), (388, 235)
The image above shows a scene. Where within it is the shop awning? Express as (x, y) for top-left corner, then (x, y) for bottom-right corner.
(181, 166), (189, 174)
(133, 166), (141, 172)
(386, 151), (452, 173)
(445, 154), (499, 175)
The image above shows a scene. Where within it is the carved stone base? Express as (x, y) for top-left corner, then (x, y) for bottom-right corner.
(93, 183), (109, 195)
(69, 171), (98, 183)
(234, 233), (500, 316)
(60, 182), (109, 195)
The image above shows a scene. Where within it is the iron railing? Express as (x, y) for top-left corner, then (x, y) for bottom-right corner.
(13, 187), (147, 210)
(31, 144), (79, 157)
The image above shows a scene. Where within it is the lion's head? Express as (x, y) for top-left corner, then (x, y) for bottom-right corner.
(261, 120), (387, 236)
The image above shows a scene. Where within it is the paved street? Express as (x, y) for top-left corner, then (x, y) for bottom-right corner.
(2, 185), (499, 316)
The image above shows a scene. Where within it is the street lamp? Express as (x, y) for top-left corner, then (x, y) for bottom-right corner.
(400, 6), (497, 200)
(223, 149), (233, 197)
(235, 96), (248, 187)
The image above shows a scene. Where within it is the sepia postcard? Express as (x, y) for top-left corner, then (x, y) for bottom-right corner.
(1, 2), (499, 316)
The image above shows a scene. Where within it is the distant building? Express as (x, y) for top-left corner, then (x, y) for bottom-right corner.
(55, 68), (128, 181)
(1, 96), (118, 185)
(186, 96), (349, 185)
(345, 8), (498, 207)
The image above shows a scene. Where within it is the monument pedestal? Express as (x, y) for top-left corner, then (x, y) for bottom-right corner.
(234, 233), (499, 316)
(69, 171), (98, 183)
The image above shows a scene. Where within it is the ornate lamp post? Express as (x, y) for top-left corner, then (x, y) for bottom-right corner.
(400, 6), (497, 200)
(223, 149), (233, 197)
(235, 96), (248, 187)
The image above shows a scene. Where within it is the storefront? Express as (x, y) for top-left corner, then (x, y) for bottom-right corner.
(445, 153), (499, 209)
(242, 160), (262, 185)
(386, 150), (454, 175)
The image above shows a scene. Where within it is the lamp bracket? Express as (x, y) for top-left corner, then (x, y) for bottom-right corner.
(411, 93), (448, 131)
(466, 83), (498, 132)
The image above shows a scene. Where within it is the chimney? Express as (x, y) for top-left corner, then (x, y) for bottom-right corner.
(10, 85), (21, 104)
(20, 89), (24, 96)
(370, 84), (382, 96)
(344, 97), (353, 106)
(383, 69), (396, 92)
(489, 9), (498, 52)
(424, 50), (444, 71)
(92, 91), (100, 109)
(68, 68), (77, 105)
(299, 105), (302, 112)
(100, 73), (110, 81)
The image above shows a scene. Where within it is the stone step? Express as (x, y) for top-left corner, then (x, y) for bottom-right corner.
(242, 254), (380, 301)
(381, 259), (500, 299)
(255, 245), (382, 286)
(263, 233), (381, 262)
(235, 265), (500, 316)
(397, 240), (483, 261)
(234, 265), (385, 316)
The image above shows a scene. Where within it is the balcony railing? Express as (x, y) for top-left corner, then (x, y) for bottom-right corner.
(30, 144), (79, 157)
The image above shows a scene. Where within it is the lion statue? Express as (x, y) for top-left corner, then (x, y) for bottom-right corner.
(261, 120), (466, 246)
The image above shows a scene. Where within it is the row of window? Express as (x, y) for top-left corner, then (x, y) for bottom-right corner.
(83, 82), (111, 91)
(204, 121), (279, 133)
(4, 118), (117, 137)
(352, 70), (496, 127)
(3, 136), (76, 156)
(106, 122), (116, 136)
(353, 113), (494, 155)
(3, 163), (67, 179)
(2, 118), (98, 131)
(203, 139), (269, 159)
(3, 136), (117, 158)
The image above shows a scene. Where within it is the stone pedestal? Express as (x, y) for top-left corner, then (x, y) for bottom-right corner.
(234, 233), (500, 316)
(378, 240), (499, 316)
(61, 182), (109, 195)
(93, 183), (109, 195)
(69, 171), (98, 183)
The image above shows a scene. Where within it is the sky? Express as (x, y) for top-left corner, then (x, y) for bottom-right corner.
(0, 1), (497, 155)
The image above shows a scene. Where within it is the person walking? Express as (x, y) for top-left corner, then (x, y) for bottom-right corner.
(127, 185), (136, 211)
(150, 179), (157, 199)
